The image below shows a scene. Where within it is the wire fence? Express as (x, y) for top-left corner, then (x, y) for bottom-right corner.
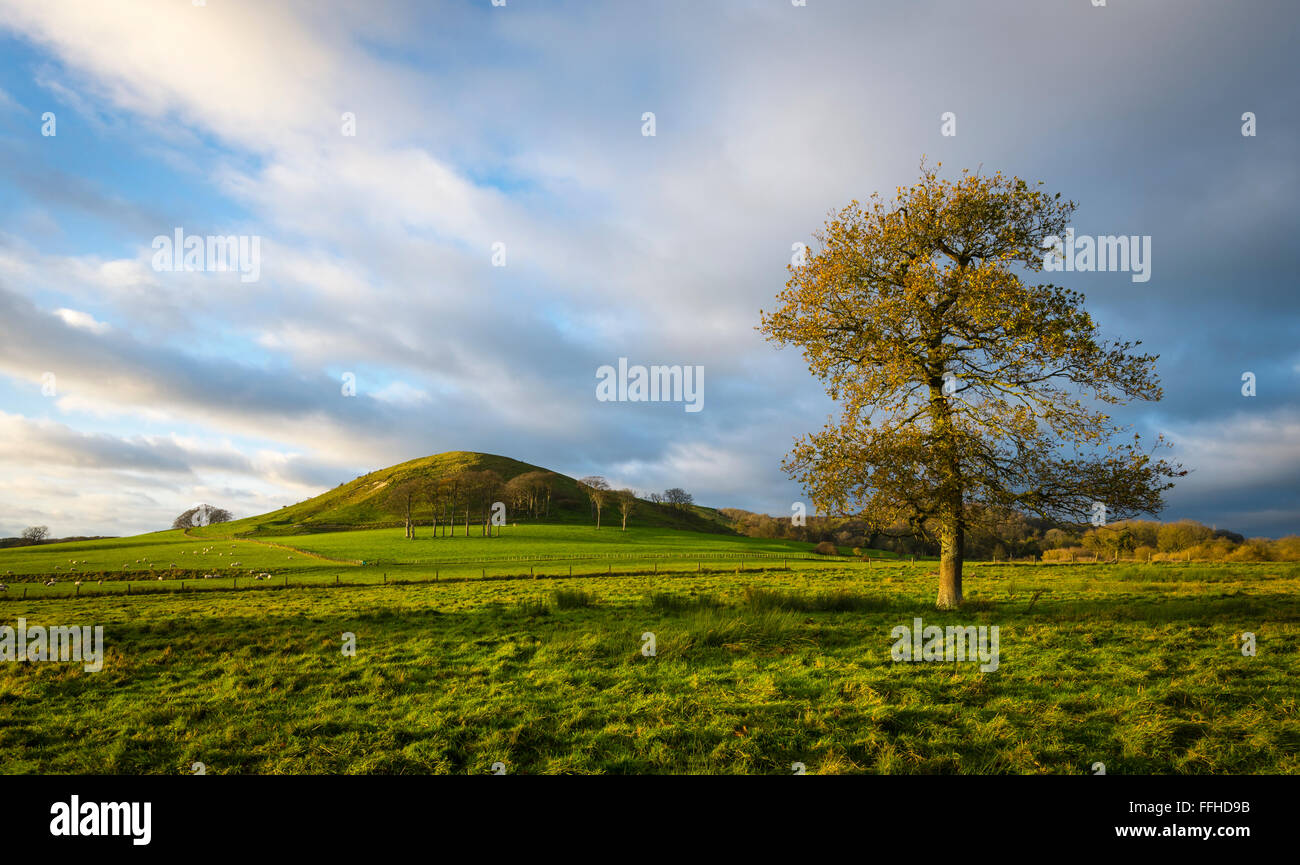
(0, 553), (888, 602)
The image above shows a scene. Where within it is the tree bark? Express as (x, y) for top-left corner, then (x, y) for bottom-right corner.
(937, 518), (963, 608)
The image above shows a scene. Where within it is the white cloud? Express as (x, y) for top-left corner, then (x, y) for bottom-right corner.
(53, 307), (109, 334)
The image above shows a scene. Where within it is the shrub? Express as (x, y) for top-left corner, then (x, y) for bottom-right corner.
(644, 592), (721, 611)
(813, 541), (838, 556)
(1226, 540), (1272, 563)
(551, 589), (595, 609)
(742, 586), (890, 613)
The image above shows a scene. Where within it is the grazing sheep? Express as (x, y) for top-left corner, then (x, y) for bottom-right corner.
(74, 580), (82, 586)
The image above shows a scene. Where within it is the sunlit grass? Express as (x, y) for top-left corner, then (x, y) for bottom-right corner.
(2, 558), (1294, 774)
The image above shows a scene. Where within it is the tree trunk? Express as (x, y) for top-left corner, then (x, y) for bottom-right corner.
(936, 518), (963, 609)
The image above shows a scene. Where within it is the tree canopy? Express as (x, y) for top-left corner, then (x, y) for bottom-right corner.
(760, 162), (1184, 607)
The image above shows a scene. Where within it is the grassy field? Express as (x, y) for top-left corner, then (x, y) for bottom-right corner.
(2, 539), (1296, 774)
(0, 525), (851, 598)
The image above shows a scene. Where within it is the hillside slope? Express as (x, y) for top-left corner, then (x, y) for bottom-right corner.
(212, 451), (734, 537)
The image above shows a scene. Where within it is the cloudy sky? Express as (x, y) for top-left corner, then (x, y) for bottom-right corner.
(0, 0), (1296, 539)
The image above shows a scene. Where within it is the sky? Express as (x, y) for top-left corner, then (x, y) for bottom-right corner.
(0, 0), (1296, 539)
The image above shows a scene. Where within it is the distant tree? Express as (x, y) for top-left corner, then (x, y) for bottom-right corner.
(664, 488), (694, 509)
(505, 470), (556, 519)
(171, 505), (232, 531)
(648, 492), (665, 504)
(578, 476), (610, 529)
(1157, 519), (1213, 552)
(386, 481), (421, 539)
(441, 474), (463, 537)
(1043, 528), (1074, 549)
(20, 525), (49, 543)
(475, 470), (505, 537)
(424, 478), (442, 538)
(616, 489), (637, 531)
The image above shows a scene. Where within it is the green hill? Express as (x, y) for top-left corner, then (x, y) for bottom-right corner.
(218, 451), (735, 537)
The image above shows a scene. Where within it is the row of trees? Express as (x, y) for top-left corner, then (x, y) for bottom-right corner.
(1042, 520), (1300, 563)
(577, 478), (696, 530)
(721, 506), (1300, 563)
(387, 469), (519, 539)
(576, 477), (633, 530)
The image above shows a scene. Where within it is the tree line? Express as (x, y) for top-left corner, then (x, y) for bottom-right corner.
(388, 469), (526, 539)
(577, 477), (695, 531)
(721, 507), (1300, 562)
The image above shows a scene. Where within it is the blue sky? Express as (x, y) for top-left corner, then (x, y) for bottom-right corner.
(0, 0), (1296, 538)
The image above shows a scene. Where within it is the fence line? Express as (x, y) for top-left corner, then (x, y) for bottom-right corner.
(0, 554), (877, 602)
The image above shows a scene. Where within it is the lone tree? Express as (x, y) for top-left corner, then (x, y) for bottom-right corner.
(578, 476), (610, 529)
(663, 488), (694, 510)
(760, 163), (1183, 608)
(616, 489), (637, 531)
(20, 525), (49, 543)
(172, 505), (232, 530)
(386, 480), (421, 539)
